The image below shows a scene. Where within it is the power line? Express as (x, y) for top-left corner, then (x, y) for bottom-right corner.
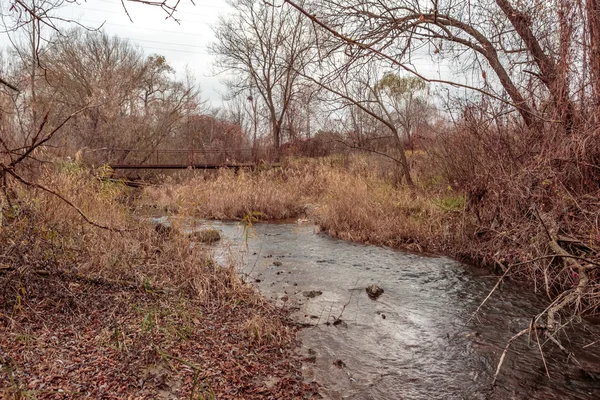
(53, 21), (211, 52)
(63, 5), (218, 23)
(91, 0), (230, 13)
(124, 37), (207, 48)
(76, 18), (211, 36)
(141, 45), (209, 55)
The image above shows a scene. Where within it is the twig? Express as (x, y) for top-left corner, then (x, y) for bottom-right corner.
(335, 278), (360, 322)
(534, 324), (551, 380)
(467, 260), (512, 325)
(120, 0), (134, 23)
(4, 169), (136, 232)
(0, 76), (19, 92)
(493, 328), (529, 385)
(534, 207), (552, 242)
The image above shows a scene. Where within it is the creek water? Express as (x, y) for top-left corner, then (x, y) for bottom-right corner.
(203, 221), (600, 400)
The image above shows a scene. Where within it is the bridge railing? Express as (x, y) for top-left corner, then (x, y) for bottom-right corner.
(89, 148), (255, 167)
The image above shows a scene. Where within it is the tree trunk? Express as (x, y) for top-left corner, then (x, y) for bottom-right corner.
(587, 0), (600, 111)
(251, 98), (258, 161)
(495, 0), (575, 132)
(272, 119), (281, 162)
(392, 129), (414, 187)
(305, 102), (311, 139)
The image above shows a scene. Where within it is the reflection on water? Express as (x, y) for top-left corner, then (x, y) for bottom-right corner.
(207, 221), (600, 400)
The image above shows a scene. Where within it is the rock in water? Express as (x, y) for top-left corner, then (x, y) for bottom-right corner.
(366, 284), (384, 300)
(190, 229), (221, 243)
(302, 290), (323, 298)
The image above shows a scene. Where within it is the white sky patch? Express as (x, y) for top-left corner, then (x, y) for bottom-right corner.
(0, 1), (486, 112)
(2, 0), (233, 105)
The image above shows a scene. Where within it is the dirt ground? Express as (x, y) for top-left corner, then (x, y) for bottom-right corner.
(0, 269), (317, 399)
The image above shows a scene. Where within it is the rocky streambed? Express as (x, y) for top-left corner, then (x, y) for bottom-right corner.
(201, 221), (600, 399)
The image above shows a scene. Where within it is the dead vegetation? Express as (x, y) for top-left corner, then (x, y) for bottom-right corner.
(140, 155), (453, 248)
(0, 164), (313, 399)
(1, 0), (600, 392)
(142, 146), (600, 349)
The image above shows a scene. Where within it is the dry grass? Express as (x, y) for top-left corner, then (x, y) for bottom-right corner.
(0, 162), (312, 399)
(4, 165), (213, 295)
(141, 155), (461, 253)
(140, 149), (600, 325)
(242, 314), (289, 346)
(142, 167), (317, 220)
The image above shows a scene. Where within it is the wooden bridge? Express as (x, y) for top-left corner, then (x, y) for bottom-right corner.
(96, 148), (258, 170)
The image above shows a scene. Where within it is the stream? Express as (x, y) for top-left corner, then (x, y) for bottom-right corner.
(203, 220), (600, 399)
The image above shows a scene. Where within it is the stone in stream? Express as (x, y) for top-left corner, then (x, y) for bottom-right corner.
(366, 284), (384, 300)
(302, 290), (323, 298)
(189, 229), (221, 243)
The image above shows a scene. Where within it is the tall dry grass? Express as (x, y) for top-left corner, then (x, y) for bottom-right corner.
(142, 165), (323, 220)
(140, 154), (463, 253)
(1, 162), (259, 304)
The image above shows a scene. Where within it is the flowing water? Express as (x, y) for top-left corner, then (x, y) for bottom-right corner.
(202, 221), (600, 399)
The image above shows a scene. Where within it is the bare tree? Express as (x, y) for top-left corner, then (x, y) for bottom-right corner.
(212, 0), (315, 161)
(374, 73), (430, 150)
(284, 0), (597, 133)
(307, 59), (416, 185)
(38, 30), (202, 163)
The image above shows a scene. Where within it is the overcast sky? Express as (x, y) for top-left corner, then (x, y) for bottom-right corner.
(1, 0), (468, 109)
(2, 0), (233, 105)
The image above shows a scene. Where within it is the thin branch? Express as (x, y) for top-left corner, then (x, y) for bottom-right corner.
(3, 168), (134, 232)
(120, 0), (135, 23)
(10, 104), (95, 168)
(534, 324), (551, 380)
(467, 261), (513, 325)
(493, 328), (530, 385)
(0, 76), (19, 92)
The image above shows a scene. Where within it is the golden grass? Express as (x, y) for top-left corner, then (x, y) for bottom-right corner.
(143, 167), (317, 220)
(0, 162), (312, 398)
(2, 162), (261, 302)
(140, 154), (464, 253)
(242, 314), (289, 345)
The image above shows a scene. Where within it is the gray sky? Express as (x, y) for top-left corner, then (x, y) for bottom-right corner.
(1, 1), (475, 110)
(3, 0), (232, 105)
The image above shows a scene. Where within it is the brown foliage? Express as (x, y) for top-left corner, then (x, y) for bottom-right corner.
(0, 166), (311, 399)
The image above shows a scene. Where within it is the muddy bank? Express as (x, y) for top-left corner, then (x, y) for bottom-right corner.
(207, 221), (600, 400)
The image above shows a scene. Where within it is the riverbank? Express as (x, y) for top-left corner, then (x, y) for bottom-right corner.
(140, 155), (469, 259)
(208, 221), (600, 399)
(140, 154), (600, 335)
(0, 165), (313, 399)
